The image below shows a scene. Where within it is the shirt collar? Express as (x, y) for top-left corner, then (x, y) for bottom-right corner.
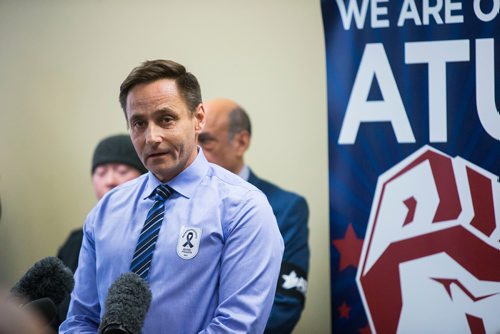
(144, 147), (209, 200)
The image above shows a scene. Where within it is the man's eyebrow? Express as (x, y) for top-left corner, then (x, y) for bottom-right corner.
(128, 114), (144, 122)
(153, 107), (180, 117)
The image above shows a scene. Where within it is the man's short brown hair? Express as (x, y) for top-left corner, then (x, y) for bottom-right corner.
(119, 59), (202, 120)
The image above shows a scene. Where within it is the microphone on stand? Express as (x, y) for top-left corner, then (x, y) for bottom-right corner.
(98, 272), (152, 334)
(10, 256), (74, 325)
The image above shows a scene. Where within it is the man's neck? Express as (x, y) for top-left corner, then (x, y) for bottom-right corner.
(237, 165), (250, 181)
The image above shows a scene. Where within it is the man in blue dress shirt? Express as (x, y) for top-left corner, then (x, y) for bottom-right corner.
(199, 98), (310, 334)
(60, 60), (284, 333)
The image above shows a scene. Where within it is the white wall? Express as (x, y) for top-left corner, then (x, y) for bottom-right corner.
(0, 1), (330, 332)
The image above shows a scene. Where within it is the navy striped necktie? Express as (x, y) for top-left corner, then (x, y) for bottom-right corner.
(130, 184), (172, 281)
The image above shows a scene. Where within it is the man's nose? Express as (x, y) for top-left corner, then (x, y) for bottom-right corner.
(145, 123), (162, 144)
(104, 171), (119, 187)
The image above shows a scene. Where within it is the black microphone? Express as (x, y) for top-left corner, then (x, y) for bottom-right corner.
(98, 272), (152, 334)
(10, 256), (74, 324)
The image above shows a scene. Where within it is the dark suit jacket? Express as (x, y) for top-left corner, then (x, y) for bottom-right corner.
(248, 170), (309, 334)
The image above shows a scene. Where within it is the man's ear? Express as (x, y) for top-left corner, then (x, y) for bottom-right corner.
(233, 130), (250, 157)
(194, 103), (206, 133)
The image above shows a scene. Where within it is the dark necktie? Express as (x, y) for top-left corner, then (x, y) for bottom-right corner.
(130, 184), (172, 281)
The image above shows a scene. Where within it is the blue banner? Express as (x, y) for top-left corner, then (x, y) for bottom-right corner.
(322, 1), (500, 333)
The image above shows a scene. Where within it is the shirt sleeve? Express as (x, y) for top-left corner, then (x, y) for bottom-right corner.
(59, 210), (101, 333)
(200, 190), (284, 334)
(265, 196), (310, 334)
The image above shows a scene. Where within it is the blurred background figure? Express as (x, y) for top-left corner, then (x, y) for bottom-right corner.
(199, 98), (310, 333)
(54, 134), (147, 328)
(0, 289), (51, 334)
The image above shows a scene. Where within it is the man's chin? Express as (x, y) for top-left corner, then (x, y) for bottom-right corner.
(148, 165), (178, 183)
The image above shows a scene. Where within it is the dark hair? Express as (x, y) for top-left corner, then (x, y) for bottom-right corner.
(119, 59), (202, 119)
(228, 106), (252, 139)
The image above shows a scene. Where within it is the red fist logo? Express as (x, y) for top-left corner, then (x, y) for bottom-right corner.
(357, 146), (500, 334)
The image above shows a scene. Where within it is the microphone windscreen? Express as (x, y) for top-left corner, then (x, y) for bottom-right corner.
(99, 272), (152, 334)
(11, 256), (74, 306)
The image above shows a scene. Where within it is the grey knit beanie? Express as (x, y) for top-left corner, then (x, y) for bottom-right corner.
(91, 134), (147, 174)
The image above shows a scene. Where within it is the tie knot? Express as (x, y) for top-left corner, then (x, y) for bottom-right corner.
(154, 184), (172, 202)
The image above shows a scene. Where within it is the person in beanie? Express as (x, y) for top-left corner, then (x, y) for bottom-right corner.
(89, 134), (148, 200)
(54, 134), (146, 329)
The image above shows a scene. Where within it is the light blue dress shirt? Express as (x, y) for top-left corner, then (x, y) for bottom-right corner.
(60, 150), (284, 333)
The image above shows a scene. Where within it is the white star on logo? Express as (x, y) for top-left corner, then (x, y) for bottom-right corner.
(282, 270), (308, 295)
